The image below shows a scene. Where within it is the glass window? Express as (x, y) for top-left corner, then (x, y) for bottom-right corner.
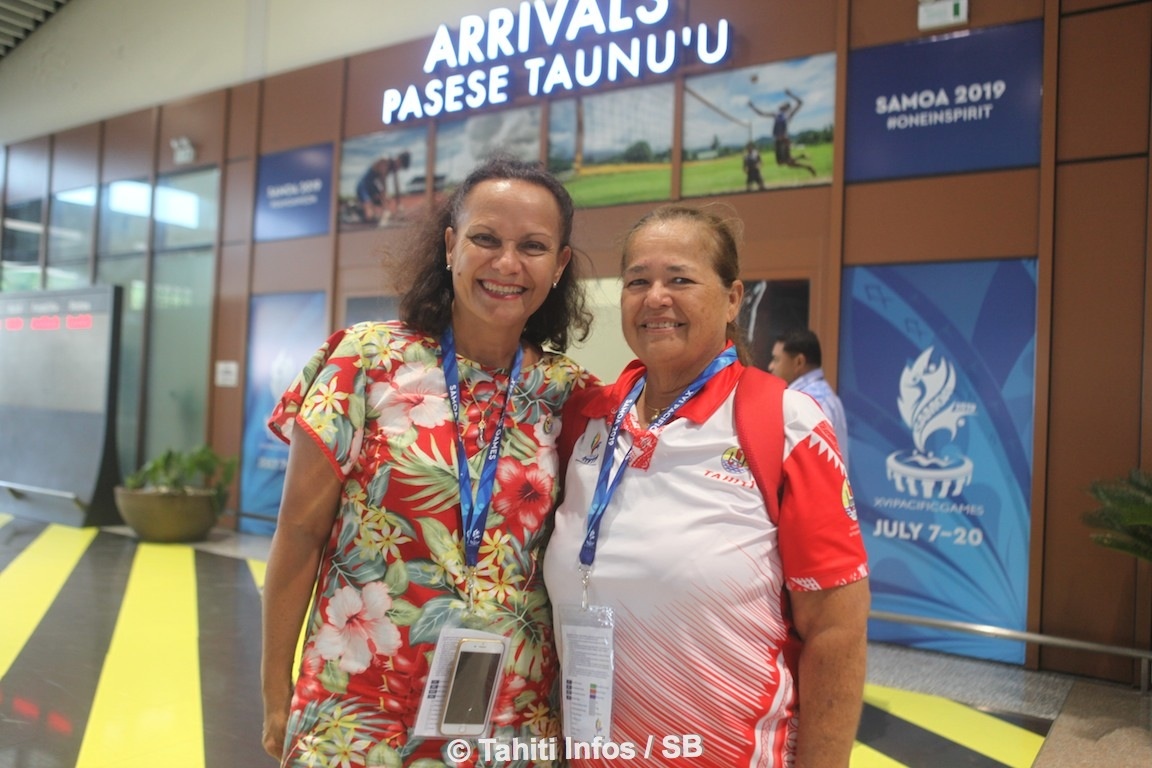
(45, 263), (91, 290)
(98, 179), (152, 256)
(48, 186), (97, 264)
(96, 254), (147, 476)
(2, 199), (44, 291)
(144, 247), (215, 458)
(153, 169), (219, 251)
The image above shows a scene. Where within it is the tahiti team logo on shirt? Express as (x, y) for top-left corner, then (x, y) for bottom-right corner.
(704, 445), (755, 489)
(720, 445), (749, 474)
(842, 480), (858, 521)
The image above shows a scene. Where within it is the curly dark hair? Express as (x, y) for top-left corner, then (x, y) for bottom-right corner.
(619, 203), (751, 364)
(397, 155), (592, 352)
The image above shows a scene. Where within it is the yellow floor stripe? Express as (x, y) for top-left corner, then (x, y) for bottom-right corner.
(0, 511), (12, 527)
(851, 740), (910, 768)
(864, 683), (1044, 767)
(247, 557), (266, 590)
(0, 524), (97, 679)
(76, 543), (205, 768)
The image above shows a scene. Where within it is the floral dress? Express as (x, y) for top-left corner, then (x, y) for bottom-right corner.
(268, 321), (596, 768)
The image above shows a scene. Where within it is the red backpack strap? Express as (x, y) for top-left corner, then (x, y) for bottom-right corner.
(735, 366), (787, 523)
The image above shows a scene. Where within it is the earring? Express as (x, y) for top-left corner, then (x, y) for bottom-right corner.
(446, 263), (452, 271)
(552, 281), (558, 289)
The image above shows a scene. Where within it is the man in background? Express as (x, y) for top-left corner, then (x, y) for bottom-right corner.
(769, 328), (849, 459)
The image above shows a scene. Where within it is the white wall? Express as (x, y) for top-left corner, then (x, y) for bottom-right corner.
(0, 0), (514, 146)
(572, 277), (634, 382)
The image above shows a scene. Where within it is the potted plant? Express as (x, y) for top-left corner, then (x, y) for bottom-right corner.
(114, 444), (238, 543)
(1083, 468), (1152, 564)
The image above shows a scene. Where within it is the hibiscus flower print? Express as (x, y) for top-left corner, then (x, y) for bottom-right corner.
(490, 674), (528, 727)
(492, 458), (554, 532)
(315, 583), (402, 674)
(367, 362), (450, 435)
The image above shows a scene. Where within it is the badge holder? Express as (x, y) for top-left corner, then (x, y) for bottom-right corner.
(557, 602), (616, 743)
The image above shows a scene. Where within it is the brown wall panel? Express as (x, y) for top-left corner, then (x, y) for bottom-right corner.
(209, 241), (254, 524)
(260, 61), (345, 154)
(573, 187), (833, 279)
(5, 137), (50, 202)
(101, 109), (157, 182)
(251, 237), (336, 299)
(50, 124), (101, 193)
(735, 187), (833, 276)
(1062, 0), (1135, 12)
(850, 0), (1043, 49)
(222, 158), (256, 246)
(574, 201), (668, 276)
(228, 82), (261, 161)
(336, 228), (398, 314)
(157, 90), (228, 175)
(1056, 3), (1152, 161)
(338, 227), (405, 272)
(345, 40), (439, 139)
(1043, 157), (1148, 681)
(843, 170), (1040, 265)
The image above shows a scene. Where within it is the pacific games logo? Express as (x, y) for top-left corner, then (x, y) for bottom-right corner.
(578, 432), (603, 465)
(886, 347), (976, 498)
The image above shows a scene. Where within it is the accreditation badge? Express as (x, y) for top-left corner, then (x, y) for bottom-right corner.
(557, 604), (616, 742)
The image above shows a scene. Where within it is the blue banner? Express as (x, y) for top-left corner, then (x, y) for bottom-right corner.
(845, 20), (1043, 182)
(254, 143), (334, 242)
(239, 291), (327, 535)
(839, 260), (1037, 663)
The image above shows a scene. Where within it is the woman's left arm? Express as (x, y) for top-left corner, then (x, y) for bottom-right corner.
(790, 578), (871, 768)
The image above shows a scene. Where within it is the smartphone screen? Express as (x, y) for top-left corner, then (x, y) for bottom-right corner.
(441, 645), (503, 732)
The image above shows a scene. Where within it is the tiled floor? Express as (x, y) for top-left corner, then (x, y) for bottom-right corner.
(1, 514), (1149, 767)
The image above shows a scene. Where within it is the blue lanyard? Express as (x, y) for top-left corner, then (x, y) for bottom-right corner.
(579, 347), (738, 567)
(441, 328), (523, 569)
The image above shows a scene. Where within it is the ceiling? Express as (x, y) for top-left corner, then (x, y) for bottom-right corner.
(0, 0), (70, 64)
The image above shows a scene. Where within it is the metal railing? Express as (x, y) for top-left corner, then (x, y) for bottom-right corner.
(871, 609), (1152, 693)
(0, 480), (87, 511)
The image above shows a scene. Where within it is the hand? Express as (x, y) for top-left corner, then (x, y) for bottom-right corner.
(263, 708), (288, 760)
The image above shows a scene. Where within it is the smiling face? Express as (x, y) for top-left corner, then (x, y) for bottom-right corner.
(620, 217), (743, 384)
(445, 178), (571, 348)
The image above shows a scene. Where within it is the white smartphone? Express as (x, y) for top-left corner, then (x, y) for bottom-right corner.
(439, 637), (506, 737)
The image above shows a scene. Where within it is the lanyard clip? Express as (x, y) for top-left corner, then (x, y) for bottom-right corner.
(465, 565), (477, 612)
(580, 565), (591, 610)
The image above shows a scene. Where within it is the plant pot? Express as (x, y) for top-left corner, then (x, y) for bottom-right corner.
(114, 487), (219, 543)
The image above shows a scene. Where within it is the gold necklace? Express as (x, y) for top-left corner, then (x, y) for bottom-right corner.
(461, 368), (500, 446)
